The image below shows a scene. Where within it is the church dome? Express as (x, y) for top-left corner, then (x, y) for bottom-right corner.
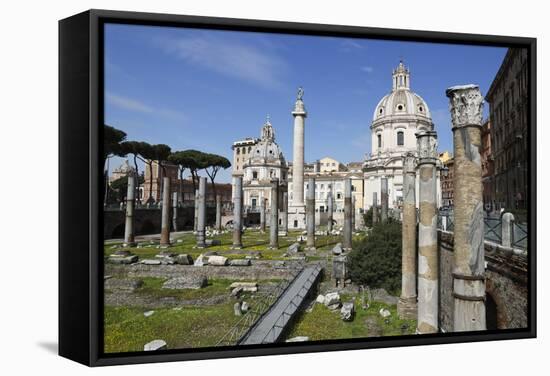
(248, 117), (286, 165)
(372, 61), (432, 122)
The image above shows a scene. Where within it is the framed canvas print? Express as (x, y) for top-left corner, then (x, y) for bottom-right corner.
(59, 9), (536, 366)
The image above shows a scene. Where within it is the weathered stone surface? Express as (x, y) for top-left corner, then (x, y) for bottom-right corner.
(142, 259), (162, 265)
(162, 276), (208, 290)
(316, 294), (325, 304)
(273, 260), (286, 269)
(332, 243), (343, 255)
(324, 292), (341, 308)
(371, 288), (399, 306)
(231, 287), (243, 298)
(175, 254), (194, 265)
(286, 336), (310, 342)
(229, 259), (251, 266)
(229, 282), (258, 292)
(157, 250), (176, 258)
(144, 339), (167, 351)
(332, 255), (348, 280)
(143, 310), (155, 317)
(205, 239), (221, 247)
(204, 251), (219, 256)
(341, 301), (355, 321)
(208, 255), (229, 266)
(379, 308), (391, 318)
(234, 302), (242, 316)
(108, 255), (138, 264)
(194, 254), (209, 266)
(241, 301), (250, 313)
(113, 249), (132, 257)
(105, 278), (143, 292)
(288, 242), (300, 254)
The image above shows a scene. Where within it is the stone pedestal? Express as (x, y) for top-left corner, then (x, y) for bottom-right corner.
(446, 85), (486, 331)
(160, 176), (171, 247)
(342, 179), (352, 250)
(196, 177), (207, 248)
(232, 176), (243, 249)
(416, 132), (439, 333)
(398, 152), (417, 320)
(269, 179), (279, 249)
(305, 177), (316, 251)
(123, 173), (136, 247)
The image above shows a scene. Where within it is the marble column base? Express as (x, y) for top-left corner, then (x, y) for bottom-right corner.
(397, 296), (417, 320)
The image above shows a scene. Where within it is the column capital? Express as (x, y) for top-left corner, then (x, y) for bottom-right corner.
(402, 152), (417, 174)
(445, 84), (484, 129)
(416, 130), (438, 165)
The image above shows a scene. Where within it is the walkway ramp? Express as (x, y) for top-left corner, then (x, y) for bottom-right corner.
(238, 264), (322, 345)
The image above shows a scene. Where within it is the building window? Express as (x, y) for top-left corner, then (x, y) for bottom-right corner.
(377, 134), (382, 148)
(397, 131), (404, 146)
(252, 171), (258, 179)
(397, 104), (404, 111)
(248, 146), (251, 153)
(236, 148), (240, 154)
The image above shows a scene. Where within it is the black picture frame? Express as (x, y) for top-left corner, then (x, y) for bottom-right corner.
(59, 9), (537, 367)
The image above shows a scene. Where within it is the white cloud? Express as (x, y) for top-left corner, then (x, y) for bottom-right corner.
(106, 92), (187, 122)
(156, 34), (289, 90)
(341, 39), (366, 51)
(361, 66), (374, 73)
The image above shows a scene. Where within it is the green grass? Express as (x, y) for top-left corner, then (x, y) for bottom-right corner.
(135, 277), (234, 300)
(104, 303), (236, 353)
(104, 230), (345, 261)
(286, 294), (416, 341)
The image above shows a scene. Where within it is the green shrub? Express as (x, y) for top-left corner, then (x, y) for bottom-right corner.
(348, 221), (402, 294)
(363, 206), (374, 228)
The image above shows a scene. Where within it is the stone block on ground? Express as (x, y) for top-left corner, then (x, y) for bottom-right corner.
(229, 282), (258, 292)
(175, 254), (194, 265)
(142, 259), (162, 265)
(287, 242), (300, 254)
(208, 255), (229, 266)
(204, 251), (219, 256)
(286, 336), (310, 343)
(113, 249), (132, 257)
(162, 276), (208, 290)
(241, 301), (249, 313)
(144, 339), (167, 351)
(104, 278), (143, 292)
(340, 301), (355, 321)
(108, 255), (138, 264)
(230, 287), (243, 298)
(143, 310), (155, 317)
(194, 254), (209, 266)
(316, 294), (325, 304)
(229, 259), (251, 266)
(324, 292), (341, 309)
(332, 243), (343, 255)
(379, 308), (391, 318)
(372, 288), (399, 305)
(234, 302), (242, 316)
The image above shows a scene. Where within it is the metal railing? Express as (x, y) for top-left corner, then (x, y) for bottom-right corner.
(215, 265), (304, 347)
(438, 211), (527, 251)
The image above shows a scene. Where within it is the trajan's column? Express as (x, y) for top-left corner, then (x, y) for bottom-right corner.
(289, 87), (307, 229)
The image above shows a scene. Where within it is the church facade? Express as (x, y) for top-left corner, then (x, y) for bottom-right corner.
(363, 61), (441, 210)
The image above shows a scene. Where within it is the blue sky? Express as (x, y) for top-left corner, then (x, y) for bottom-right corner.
(105, 23), (507, 183)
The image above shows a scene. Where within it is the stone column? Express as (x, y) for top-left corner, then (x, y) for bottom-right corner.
(194, 189), (199, 232)
(416, 132), (439, 333)
(232, 176), (243, 249)
(502, 212), (514, 248)
(342, 178), (352, 251)
(398, 152), (417, 319)
(351, 195), (356, 232)
(269, 179), (279, 249)
(327, 191), (333, 233)
(446, 84), (486, 331)
(196, 177), (207, 248)
(123, 173), (136, 247)
(372, 192), (378, 225)
(260, 197), (266, 232)
(171, 191), (178, 232)
(381, 177), (388, 223)
(291, 88), (307, 209)
(281, 192), (288, 236)
(215, 194), (222, 231)
(306, 177), (316, 251)
(160, 176), (171, 247)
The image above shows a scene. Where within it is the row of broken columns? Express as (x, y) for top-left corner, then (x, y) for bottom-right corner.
(231, 176), (356, 251)
(397, 85), (487, 333)
(123, 176), (225, 249)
